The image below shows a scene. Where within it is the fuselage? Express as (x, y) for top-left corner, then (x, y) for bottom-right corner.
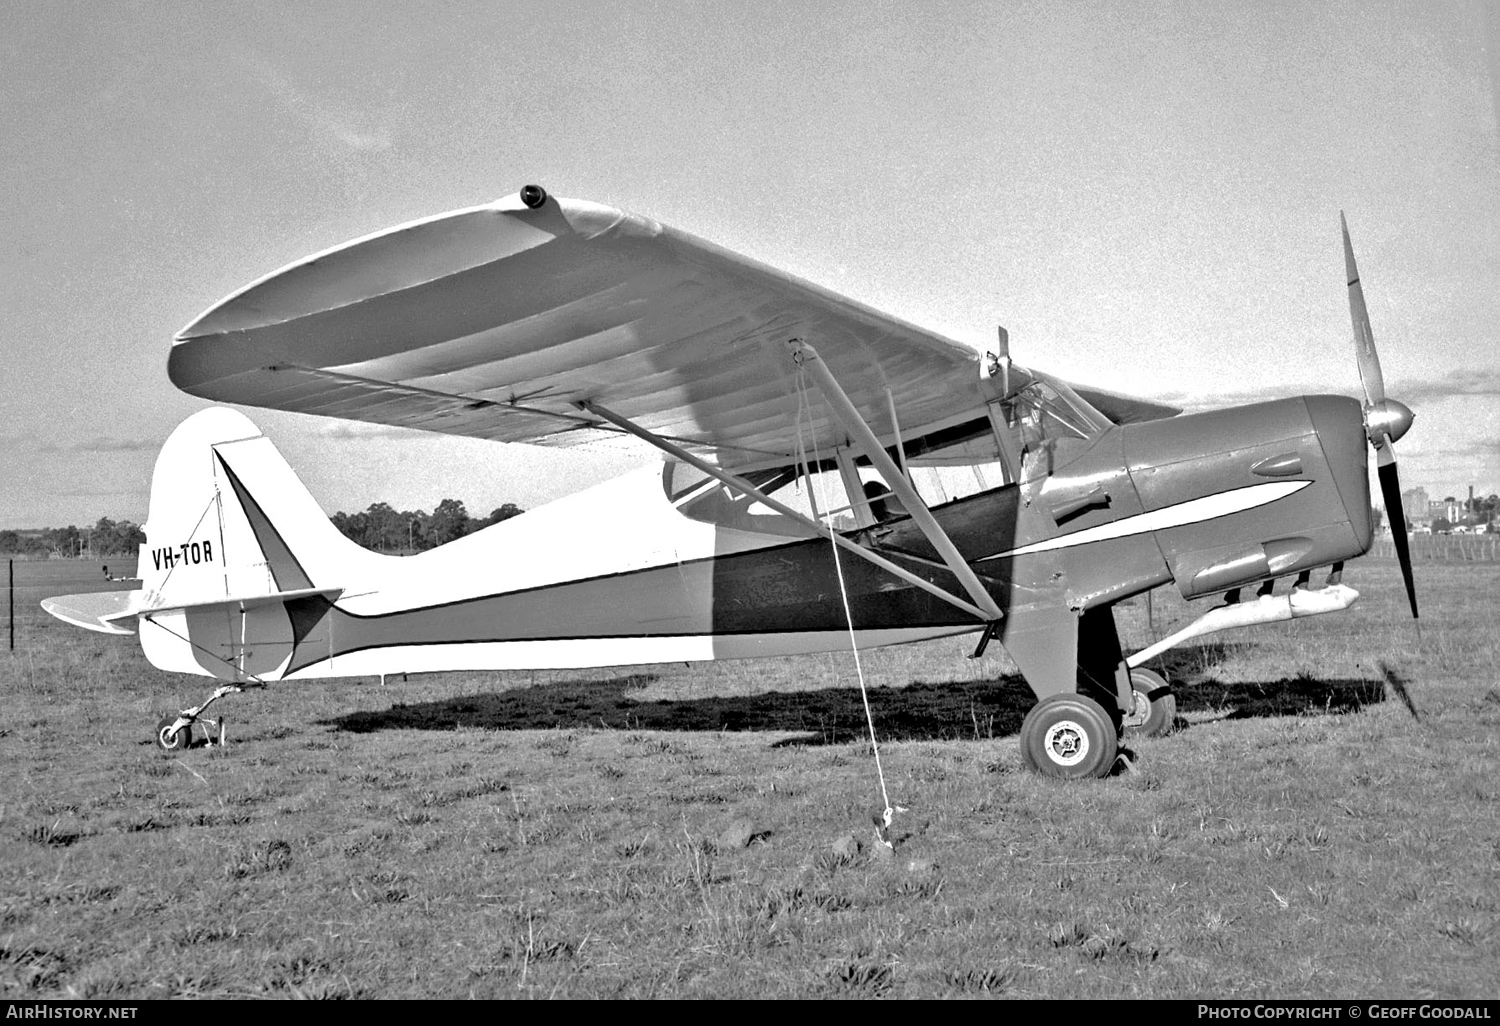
(249, 394), (1371, 680)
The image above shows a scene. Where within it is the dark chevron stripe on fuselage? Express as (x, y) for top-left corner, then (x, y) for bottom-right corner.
(277, 487), (1027, 673)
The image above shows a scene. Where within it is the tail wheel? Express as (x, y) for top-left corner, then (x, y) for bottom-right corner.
(1122, 668), (1177, 739)
(155, 715), (191, 752)
(1019, 692), (1118, 779)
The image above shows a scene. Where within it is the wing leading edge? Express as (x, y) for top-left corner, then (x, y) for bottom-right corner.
(170, 190), (1176, 468)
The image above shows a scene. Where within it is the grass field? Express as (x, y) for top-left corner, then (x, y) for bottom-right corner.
(1, 555), (1496, 999)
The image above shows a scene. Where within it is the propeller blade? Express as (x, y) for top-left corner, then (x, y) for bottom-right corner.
(1342, 212), (1386, 408)
(1343, 216), (1416, 621)
(1376, 451), (1419, 619)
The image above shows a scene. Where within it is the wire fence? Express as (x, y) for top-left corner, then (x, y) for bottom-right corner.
(1368, 534), (1500, 563)
(3, 557), (137, 652)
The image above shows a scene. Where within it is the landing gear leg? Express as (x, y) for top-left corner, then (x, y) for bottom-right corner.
(1008, 604), (1134, 778)
(153, 683), (243, 752)
(1076, 605), (1132, 728)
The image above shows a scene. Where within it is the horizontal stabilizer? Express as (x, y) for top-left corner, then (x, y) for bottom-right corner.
(42, 586), (345, 636)
(139, 586), (344, 616)
(41, 591), (143, 636)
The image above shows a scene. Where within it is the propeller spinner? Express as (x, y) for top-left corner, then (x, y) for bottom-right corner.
(1341, 212), (1418, 618)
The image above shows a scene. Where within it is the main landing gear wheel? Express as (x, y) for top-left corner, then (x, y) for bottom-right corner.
(155, 715), (191, 752)
(1019, 692), (1119, 779)
(1122, 667), (1177, 739)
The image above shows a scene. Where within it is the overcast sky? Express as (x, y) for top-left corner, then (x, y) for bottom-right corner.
(2, 0), (1496, 526)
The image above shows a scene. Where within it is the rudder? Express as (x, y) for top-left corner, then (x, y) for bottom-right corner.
(135, 407), (366, 680)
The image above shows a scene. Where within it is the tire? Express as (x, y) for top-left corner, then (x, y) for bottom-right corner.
(1019, 692), (1118, 779)
(1122, 668), (1177, 739)
(156, 715), (191, 752)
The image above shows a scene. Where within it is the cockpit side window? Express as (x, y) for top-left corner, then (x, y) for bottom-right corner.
(901, 419), (1012, 505)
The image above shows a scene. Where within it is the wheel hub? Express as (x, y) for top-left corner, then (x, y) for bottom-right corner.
(1043, 719), (1090, 766)
(1122, 689), (1151, 729)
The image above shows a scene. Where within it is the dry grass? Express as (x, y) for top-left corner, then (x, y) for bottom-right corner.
(1, 555), (1496, 998)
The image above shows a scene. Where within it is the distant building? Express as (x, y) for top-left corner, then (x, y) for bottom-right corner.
(1402, 486), (1429, 525)
(1427, 499), (1461, 525)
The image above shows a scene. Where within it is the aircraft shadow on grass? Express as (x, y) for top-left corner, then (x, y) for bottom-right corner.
(321, 642), (1390, 745)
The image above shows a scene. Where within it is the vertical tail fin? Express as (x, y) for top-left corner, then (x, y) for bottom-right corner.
(137, 407), (369, 608)
(128, 407), (371, 679)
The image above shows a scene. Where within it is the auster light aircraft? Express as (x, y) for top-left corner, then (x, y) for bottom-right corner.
(42, 187), (1418, 779)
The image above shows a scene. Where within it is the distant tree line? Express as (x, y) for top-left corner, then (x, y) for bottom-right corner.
(0, 518), (146, 558)
(328, 499), (523, 552)
(0, 501), (523, 559)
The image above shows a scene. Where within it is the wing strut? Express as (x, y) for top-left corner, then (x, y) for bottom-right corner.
(578, 400), (994, 622)
(790, 340), (1006, 622)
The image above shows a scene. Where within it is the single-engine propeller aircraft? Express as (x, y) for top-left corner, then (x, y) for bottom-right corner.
(43, 188), (1418, 778)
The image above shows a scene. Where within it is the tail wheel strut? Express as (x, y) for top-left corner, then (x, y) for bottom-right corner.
(152, 683), (242, 751)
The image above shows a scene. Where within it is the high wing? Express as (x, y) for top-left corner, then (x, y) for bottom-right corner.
(170, 189), (1177, 468)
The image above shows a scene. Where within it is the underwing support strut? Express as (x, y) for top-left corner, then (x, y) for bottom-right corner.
(789, 340), (1006, 623)
(579, 400), (995, 623)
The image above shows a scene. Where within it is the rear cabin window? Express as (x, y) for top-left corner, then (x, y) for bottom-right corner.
(663, 461), (850, 537)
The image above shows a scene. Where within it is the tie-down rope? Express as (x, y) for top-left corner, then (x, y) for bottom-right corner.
(792, 359), (894, 837)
